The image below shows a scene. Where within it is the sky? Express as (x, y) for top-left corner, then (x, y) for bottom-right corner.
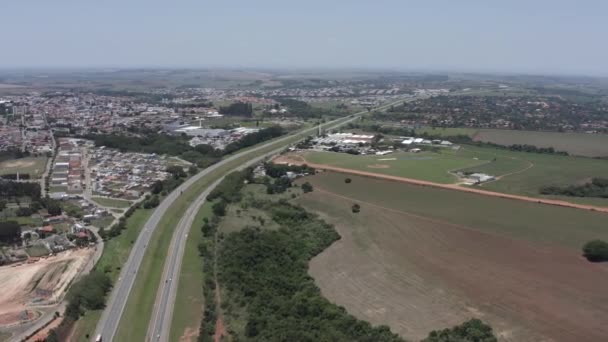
(2, 0), (607, 75)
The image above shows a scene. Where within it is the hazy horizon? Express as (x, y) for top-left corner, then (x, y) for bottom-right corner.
(2, 0), (607, 76)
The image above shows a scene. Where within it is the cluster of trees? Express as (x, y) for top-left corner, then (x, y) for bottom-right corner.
(0, 173), (31, 180)
(262, 162), (314, 195)
(223, 126), (285, 155)
(540, 178), (608, 198)
(45, 271), (113, 341)
(0, 180), (41, 199)
(207, 168), (253, 217)
(0, 221), (21, 244)
(276, 98), (344, 119)
(219, 102), (253, 117)
(87, 126), (285, 169)
(0, 181), (62, 219)
(264, 162), (314, 178)
(423, 319), (497, 342)
(217, 201), (405, 341)
(582, 240), (608, 262)
(65, 271), (112, 319)
(99, 203), (138, 239)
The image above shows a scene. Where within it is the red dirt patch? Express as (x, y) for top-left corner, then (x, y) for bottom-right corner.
(299, 186), (608, 342)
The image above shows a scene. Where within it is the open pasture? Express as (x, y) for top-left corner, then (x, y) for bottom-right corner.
(473, 129), (608, 157)
(303, 150), (487, 183)
(297, 172), (608, 342)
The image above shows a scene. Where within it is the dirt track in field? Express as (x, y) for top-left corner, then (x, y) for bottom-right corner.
(273, 154), (608, 213)
(298, 185), (608, 342)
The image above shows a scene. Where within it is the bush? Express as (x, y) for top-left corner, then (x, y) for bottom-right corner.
(423, 318), (497, 342)
(345, 178), (352, 184)
(352, 203), (360, 213)
(582, 240), (608, 262)
(301, 182), (313, 193)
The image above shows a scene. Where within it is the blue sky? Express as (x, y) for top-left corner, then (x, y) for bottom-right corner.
(2, 0), (607, 75)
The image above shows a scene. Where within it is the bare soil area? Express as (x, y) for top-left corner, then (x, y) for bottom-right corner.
(0, 249), (93, 327)
(0, 160), (36, 168)
(298, 185), (608, 342)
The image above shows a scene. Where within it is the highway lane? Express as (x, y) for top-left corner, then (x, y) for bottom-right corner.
(94, 98), (409, 342)
(146, 99), (414, 342)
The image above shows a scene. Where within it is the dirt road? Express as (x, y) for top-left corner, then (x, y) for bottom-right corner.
(273, 155), (608, 213)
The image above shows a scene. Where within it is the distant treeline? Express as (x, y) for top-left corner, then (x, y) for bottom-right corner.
(540, 178), (608, 198)
(276, 98), (345, 119)
(0, 173), (31, 180)
(85, 126), (284, 168)
(346, 122), (570, 156)
(219, 102), (253, 117)
(0, 180), (41, 199)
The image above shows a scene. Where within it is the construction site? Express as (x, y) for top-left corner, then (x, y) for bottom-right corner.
(0, 248), (94, 336)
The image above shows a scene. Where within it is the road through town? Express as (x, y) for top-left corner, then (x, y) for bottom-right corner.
(94, 98), (408, 342)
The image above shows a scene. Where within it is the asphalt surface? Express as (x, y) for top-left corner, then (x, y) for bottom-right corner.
(94, 99), (407, 342)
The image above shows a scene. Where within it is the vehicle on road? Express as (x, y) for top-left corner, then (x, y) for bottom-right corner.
(95, 334), (102, 342)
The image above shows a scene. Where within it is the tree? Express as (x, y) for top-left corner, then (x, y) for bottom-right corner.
(423, 319), (497, 342)
(166, 165), (187, 179)
(583, 240), (608, 262)
(45, 200), (62, 216)
(151, 180), (163, 194)
(351, 203), (361, 213)
(344, 178), (352, 184)
(301, 182), (313, 193)
(143, 195), (160, 209)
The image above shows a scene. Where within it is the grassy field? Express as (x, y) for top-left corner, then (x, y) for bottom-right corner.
(473, 129), (608, 157)
(69, 208), (153, 342)
(168, 202), (211, 342)
(414, 126), (478, 137)
(91, 197), (132, 208)
(300, 145), (608, 207)
(460, 146), (608, 207)
(296, 172), (608, 341)
(25, 244), (50, 257)
(0, 156), (47, 179)
(303, 149), (488, 183)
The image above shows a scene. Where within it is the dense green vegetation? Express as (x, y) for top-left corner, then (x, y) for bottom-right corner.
(423, 319), (497, 342)
(85, 126), (285, 168)
(48, 271), (113, 340)
(540, 178), (608, 198)
(219, 102), (253, 117)
(277, 98), (345, 119)
(196, 172), (497, 341)
(218, 201), (402, 341)
(582, 240), (608, 262)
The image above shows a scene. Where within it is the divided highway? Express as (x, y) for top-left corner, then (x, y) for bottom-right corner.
(94, 99), (407, 342)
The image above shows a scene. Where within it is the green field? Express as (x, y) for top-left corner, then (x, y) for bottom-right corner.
(460, 146), (608, 207)
(168, 202), (211, 342)
(415, 126), (478, 137)
(302, 172), (608, 248)
(0, 156), (47, 179)
(25, 244), (50, 257)
(91, 197), (132, 208)
(69, 208), (153, 342)
(303, 145), (608, 207)
(304, 149), (488, 183)
(473, 129), (608, 157)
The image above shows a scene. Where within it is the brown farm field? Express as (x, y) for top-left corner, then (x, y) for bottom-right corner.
(473, 129), (608, 157)
(296, 172), (608, 342)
